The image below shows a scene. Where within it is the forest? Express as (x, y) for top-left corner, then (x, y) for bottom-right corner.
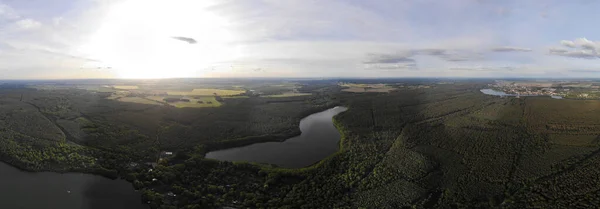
(0, 79), (599, 208)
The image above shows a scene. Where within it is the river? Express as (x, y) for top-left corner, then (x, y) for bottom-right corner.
(205, 106), (348, 168)
(0, 162), (147, 209)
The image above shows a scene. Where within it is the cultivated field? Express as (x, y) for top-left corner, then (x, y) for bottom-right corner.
(113, 85), (139, 90)
(263, 93), (312, 97)
(145, 96), (221, 108)
(167, 88), (245, 96)
(116, 97), (162, 105)
(340, 83), (397, 93)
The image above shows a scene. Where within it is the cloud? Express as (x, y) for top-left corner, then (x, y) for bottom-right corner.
(416, 49), (445, 56)
(560, 40), (576, 48)
(549, 48), (568, 53)
(363, 53), (418, 70)
(2, 0), (600, 78)
(363, 53), (415, 64)
(441, 52), (482, 62)
(569, 69), (600, 73)
(448, 66), (515, 71)
(171, 36), (197, 44)
(362, 48), (485, 71)
(491, 46), (532, 52)
(365, 62), (417, 71)
(0, 3), (19, 20)
(550, 38), (600, 59)
(555, 51), (597, 59)
(14, 19), (41, 30)
(412, 49), (483, 62)
(558, 38), (600, 51)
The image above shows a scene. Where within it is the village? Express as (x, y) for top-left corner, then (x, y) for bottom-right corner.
(489, 80), (600, 99)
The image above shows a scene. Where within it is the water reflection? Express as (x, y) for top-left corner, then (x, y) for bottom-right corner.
(480, 89), (563, 99)
(0, 162), (147, 209)
(206, 106), (348, 168)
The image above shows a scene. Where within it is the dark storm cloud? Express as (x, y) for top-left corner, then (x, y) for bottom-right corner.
(171, 36), (197, 44)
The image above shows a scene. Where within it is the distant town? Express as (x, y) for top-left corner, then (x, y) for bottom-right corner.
(489, 80), (600, 99)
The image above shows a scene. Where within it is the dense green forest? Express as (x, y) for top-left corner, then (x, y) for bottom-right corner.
(0, 79), (599, 208)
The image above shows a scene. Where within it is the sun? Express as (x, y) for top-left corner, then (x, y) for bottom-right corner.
(80, 0), (240, 79)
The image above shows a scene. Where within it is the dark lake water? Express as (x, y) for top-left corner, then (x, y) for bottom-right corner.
(0, 162), (147, 209)
(205, 106), (348, 168)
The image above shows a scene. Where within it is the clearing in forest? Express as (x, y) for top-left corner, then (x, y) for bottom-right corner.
(167, 88), (245, 96)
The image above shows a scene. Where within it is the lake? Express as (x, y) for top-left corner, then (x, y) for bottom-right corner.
(205, 106), (348, 168)
(480, 89), (563, 99)
(0, 162), (147, 209)
(480, 89), (517, 96)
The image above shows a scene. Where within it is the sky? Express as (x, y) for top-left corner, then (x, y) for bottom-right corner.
(1, 0), (600, 79)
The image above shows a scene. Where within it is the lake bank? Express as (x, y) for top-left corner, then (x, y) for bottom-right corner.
(205, 106), (348, 168)
(480, 89), (563, 99)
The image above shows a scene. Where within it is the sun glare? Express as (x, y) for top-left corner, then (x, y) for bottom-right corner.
(80, 0), (240, 79)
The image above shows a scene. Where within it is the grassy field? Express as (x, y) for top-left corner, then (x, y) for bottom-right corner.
(172, 97), (222, 108)
(549, 134), (598, 146)
(113, 85), (139, 90)
(117, 97), (162, 105)
(167, 88), (245, 96)
(263, 93), (312, 97)
(222, 95), (250, 98)
(340, 83), (397, 93)
(145, 96), (221, 108)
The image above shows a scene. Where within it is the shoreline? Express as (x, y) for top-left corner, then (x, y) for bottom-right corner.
(201, 103), (341, 155)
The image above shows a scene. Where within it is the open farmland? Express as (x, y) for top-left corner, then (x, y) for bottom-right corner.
(113, 85), (139, 90)
(172, 97), (221, 108)
(167, 88), (245, 96)
(263, 92), (312, 97)
(340, 83), (397, 93)
(116, 97), (162, 105)
(145, 96), (221, 108)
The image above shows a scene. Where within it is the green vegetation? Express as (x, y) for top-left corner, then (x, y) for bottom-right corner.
(172, 97), (221, 108)
(262, 93), (312, 97)
(167, 88), (245, 96)
(145, 96), (222, 108)
(116, 97), (163, 105)
(113, 85), (140, 90)
(340, 83), (397, 93)
(1, 79), (600, 208)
